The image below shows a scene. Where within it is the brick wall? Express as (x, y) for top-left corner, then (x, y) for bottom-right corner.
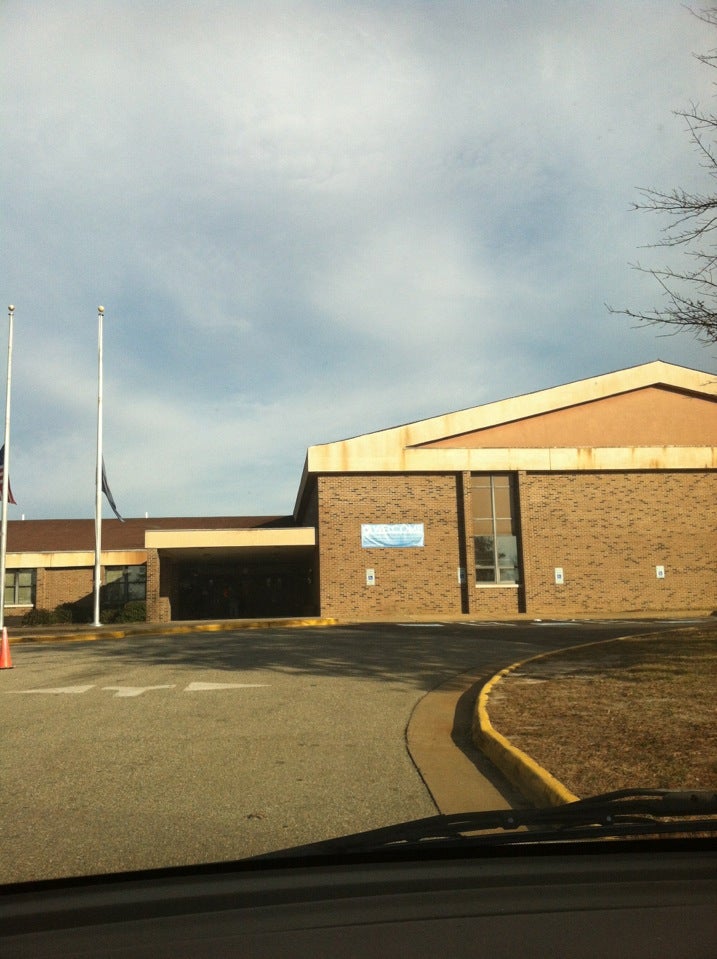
(315, 469), (714, 619)
(473, 585), (522, 617)
(519, 471), (717, 614)
(146, 548), (171, 622)
(317, 473), (467, 618)
(37, 567), (94, 610)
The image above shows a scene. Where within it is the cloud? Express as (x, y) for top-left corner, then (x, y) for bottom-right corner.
(1, 1), (714, 518)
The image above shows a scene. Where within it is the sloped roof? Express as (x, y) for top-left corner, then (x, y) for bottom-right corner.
(297, 362), (717, 500)
(6, 516), (297, 553)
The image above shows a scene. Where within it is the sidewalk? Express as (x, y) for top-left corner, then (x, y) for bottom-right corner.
(5, 616), (337, 644)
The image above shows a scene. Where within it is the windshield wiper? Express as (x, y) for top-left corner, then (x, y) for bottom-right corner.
(254, 789), (717, 858)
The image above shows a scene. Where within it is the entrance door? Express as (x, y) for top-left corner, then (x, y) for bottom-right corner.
(175, 561), (314, 620)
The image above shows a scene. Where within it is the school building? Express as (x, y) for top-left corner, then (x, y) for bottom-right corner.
(4, 360), (716, 623)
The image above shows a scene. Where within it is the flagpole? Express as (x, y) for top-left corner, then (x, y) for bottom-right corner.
(93, 306), (104, 627)
(0, 305), (15, 631)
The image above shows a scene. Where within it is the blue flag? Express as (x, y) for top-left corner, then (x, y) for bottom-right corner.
(0, 444), (17, 505)
(101, 459), (124, 522)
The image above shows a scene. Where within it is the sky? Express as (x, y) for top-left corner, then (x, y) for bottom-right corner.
(2, 0), (715, 520)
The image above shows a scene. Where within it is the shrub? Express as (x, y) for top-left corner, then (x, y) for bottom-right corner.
(117, 601), (146, 622)
(21, 608), (53, 626)
(52, 604), (75, 624)
(21, 600), (146, 625)
(77, 604), (94, 623)
(58, 602), (93, 624)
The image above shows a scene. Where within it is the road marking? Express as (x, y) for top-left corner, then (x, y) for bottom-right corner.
(5, 682), (270, 697)
(8, 685), (95, 695)
(102, 685), (176, 698)
(184, 682), (270, 692)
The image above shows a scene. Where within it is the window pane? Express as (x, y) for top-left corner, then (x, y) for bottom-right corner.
(105, 566), (146, 604)
(474, 536), (494, 565)
(4, 570), (35, 605)
(496, 535), (518, 567)
(493, 486), (512, 518)
(472, 487), (492, 517)
(471, 474), (521, 586)
(127, 567), (147, 601)
(472, 479), (494, 536)
(4, 573), (15, 606)
(476, 567), (497, 583)
(497, 536), (519, 584)
(104, 568), (125, 605)
(473, 517), (493, 535)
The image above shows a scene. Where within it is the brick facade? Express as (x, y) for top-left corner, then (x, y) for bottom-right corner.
(37, 567), (94, 610)
(4, 365), (713, 624)
(314, 468), (716, 619)
(518, 470), (717, 615)
(146, 548), (170, 622)
(317, 473), (469, 619)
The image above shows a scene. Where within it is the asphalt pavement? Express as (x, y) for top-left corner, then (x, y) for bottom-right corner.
(0, 618), (702, 884)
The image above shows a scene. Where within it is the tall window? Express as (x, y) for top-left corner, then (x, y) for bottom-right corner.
(4, 569), (36, 606)
(471, 474), (520, 584)
(104, 566), (146, 605)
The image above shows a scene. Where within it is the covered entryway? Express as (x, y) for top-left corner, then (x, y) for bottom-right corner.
(145, 526), (317, 621)
(174, 554), (314, 619)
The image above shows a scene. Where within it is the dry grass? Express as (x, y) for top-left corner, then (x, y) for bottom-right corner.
(485, 623), (717, 798)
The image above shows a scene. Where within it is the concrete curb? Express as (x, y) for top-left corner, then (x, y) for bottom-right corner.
(471, 634), (645, 806)
(474, 659), (580, 807)
(6, 617), (338, 645)
(472, 629), (696, 806)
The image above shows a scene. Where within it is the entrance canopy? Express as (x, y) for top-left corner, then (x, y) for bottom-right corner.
(145, 526), (317, 620)
(145, 526), (315, 554)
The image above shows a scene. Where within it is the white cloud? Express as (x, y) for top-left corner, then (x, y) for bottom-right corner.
(2, 0), (715, 518)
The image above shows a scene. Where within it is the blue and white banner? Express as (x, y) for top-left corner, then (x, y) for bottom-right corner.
(361, 523), (424, 548)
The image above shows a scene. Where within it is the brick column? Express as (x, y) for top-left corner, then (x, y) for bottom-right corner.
(146, 548), (170, 623)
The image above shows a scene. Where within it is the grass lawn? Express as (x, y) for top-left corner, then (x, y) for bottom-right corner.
(484, 623), (717, 798)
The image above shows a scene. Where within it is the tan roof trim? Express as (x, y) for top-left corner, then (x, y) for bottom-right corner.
(6, 550), (148, 569)
(306, 363), (717, 474)
(308, 446), (716, 474)
(145, 528), (316, 550)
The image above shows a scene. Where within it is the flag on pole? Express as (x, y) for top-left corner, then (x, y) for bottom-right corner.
(0, 444), (17, 505)
(101, 458), (124, 522)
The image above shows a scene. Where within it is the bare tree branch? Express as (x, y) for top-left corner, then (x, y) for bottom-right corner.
(608, 7), (717, 346)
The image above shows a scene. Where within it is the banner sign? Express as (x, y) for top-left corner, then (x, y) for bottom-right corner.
(361, 523), (424, 548)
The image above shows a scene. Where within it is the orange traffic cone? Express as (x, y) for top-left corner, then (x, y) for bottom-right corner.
(0, 627), (13, 669)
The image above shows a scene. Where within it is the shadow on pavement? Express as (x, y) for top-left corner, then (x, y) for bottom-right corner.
(14, 621), (685, 691)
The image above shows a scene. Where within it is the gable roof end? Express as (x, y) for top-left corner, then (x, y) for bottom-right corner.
(302, 361), (717, 478)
